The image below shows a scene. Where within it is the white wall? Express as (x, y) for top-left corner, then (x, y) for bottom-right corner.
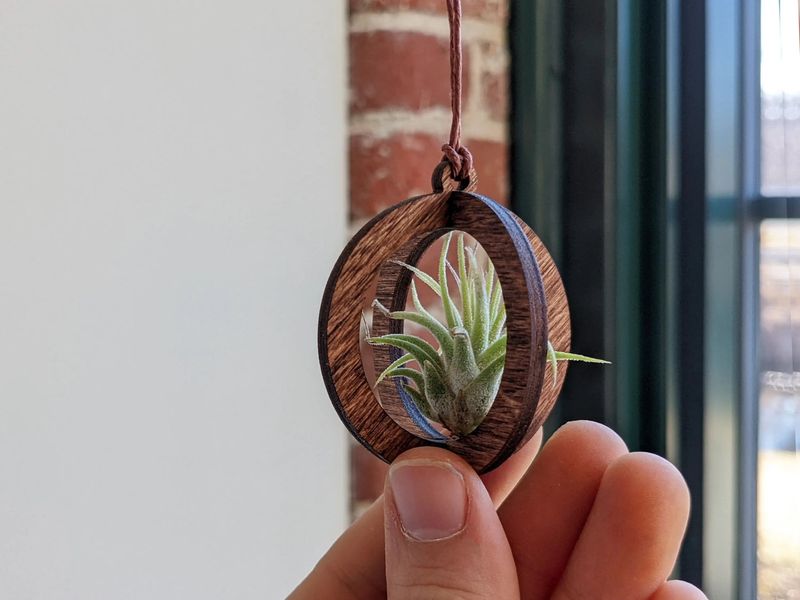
(0, 2), (348, 597)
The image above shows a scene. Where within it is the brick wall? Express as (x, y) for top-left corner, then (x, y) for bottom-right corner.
(348, 0), (510, 517)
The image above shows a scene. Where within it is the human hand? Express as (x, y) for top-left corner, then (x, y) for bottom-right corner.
(290, 421), (707, 599)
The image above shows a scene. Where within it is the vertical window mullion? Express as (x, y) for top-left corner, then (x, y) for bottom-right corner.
(739, 0), (762, 596)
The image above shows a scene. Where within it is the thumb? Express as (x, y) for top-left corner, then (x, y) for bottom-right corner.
(384, 447), (520, 599)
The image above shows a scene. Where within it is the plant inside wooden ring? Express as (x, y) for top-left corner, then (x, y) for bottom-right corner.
(368, 231), (609, 438)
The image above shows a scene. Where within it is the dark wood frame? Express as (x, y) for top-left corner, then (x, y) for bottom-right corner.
(319, 166), (570, 473)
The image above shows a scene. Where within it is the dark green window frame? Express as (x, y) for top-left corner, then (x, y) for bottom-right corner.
(510, 1), (782, 597)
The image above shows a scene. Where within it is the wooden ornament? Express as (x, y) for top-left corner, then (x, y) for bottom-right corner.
(318, 165), (571, 473)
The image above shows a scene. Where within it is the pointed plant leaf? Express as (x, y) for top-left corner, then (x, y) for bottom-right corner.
(446, 260), (460, 287)
(453, 353), (505, 435)
(457, 234), (472, 328)
(373, 295), (454, 359)
(391, 260), (441, 296)
(372, 298), (392, 317)
(470, 264), (490, 356)
(465, 247), (482, 342)
(375, 353), (415, 386)
(478, 333), (506, 369)
(380, 309), (443, 334)
(553, 351), (611, 364)
(406, 280), (454, 358)
(466, 243), (480, 277)
(360, 310), (372, 340)
(402, 382), (437, 421)
(547, 340), (559, 388)
(447, 327), (480, 393)
(422, 360), (453, 416)
(438, 233), (462, 329)
(367, 334), (443, 373)
(468, 353), (505, 391)
(385, 367), (426, 391)
(489, 275), (503, 325)
(468, 276), (477, 326)
(489, 304), (506, 342)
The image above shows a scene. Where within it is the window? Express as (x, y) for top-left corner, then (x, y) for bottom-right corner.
(758, 222), (800, 597)
(511, 0), (798, 597)
(756, 1), (800, 597)
(761, 0), (800, 194)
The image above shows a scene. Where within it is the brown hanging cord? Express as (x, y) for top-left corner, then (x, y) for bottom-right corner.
(441, 0), (473, 182)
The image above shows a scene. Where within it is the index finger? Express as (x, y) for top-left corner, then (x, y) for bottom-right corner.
(499, 420), (629, 599)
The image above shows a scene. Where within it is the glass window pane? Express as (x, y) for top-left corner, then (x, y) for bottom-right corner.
(761, 0), (800, 194)
(758, 219), (800, 598)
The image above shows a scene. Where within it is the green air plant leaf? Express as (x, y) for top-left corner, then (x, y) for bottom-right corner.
(547, 340), (559, 388)
(385, 367), (426, 392)
(372, 292), (454, 359)
(391, 260), (441, 296)
(478, 333), (506, 368)
(457, 234), (472, 327)
(368, 233), (609, 437)
(438, 233), (463, 330)
(445, 327), (480, 394)
(457, 353), (505, 433)
(552, 351), (611, 364)
(374, 353), (416, 386)
(402, 382), (437, 421)
(367, 333), (443, 373)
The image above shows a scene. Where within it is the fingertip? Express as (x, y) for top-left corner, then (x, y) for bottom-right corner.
(549, 451), (692, 598)
(389, 446), (476, 482)
(538, 420), (629, 477)
(605, 452), (691, 521)
(649, 580), (708, 600)
(551, 420), (629, 455)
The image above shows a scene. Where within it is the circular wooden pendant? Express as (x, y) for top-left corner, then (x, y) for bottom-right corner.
(318, 166), (570, 473)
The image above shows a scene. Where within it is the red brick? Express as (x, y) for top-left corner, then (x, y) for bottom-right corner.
(350, 133), (443, 218)
(351, 134), (508, 217)
(466, 139), (508, 204)
(481, 71), (508, 121)
(349, 0), (508, 20)
(350, 31), (469, 113)
(351, 443), (388, 503)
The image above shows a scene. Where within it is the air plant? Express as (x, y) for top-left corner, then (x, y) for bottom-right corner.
(368, 232), (608, 437)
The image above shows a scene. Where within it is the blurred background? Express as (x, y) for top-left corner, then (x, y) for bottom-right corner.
(0, 0), (797, 598)
(0, 2), (348, 597)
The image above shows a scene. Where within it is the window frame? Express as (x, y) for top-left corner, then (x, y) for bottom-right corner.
(742, 0), (800, 596)
(510, 0), (789, 597)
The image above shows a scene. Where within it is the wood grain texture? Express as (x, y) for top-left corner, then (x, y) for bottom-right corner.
(518, 218), (571, 444)
(318, 166), (570, 472)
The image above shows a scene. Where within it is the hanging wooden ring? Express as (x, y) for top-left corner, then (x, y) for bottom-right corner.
(318, 166), (570, 473)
